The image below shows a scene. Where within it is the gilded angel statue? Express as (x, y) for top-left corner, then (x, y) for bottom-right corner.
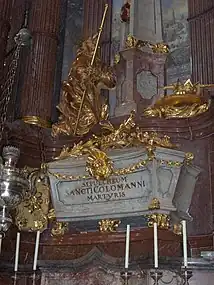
(52, 34), (116, 137)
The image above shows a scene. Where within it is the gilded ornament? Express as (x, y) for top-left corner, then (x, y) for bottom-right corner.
(52, 6), (116, 137)
(49, 112), (177, 181)
(47, 208), (69, 237)
(15, 173), (50, 232)
(147, 213), (170, 229)
(22, 116), (52, 129)
(86, 149), (113, 180)
(114, 53), (120, 64)
(173, 223), (182, 235)
(152, 42), (169, 54)
(144, 79), (214, 119)
(98, 219), (121, 232)
(125, 34), (169, 54)
(184, 152), (194, 165)
(148, 198), (160, 210)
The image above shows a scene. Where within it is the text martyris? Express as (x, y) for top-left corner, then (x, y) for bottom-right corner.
(65, 176), (146, 202)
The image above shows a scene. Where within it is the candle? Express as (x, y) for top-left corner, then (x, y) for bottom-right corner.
(182, 220), (188, 267)
(125, 224), (130, 269)
(0, 234), (2, 255)
(14, 232), (21, 272)
(33, 231), (40, 271)
(154, 222), (158, 268)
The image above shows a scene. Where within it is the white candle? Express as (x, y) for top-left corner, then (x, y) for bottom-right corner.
(33, 231), (40, 271)
(0, 234), (2, 255)
(14, 232), (21, 272)
(125, 224), (130, 269)
(154, 222), (158, 268)
(182, 220), (188, 267)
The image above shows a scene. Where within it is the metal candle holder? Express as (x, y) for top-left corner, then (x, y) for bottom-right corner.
(121, 271), (132, 285)
(181, 268), (192, 285)
(11, 272), (19, 285)
(150, 270), (163, 285)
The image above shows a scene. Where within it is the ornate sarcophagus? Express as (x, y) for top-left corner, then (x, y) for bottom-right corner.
(47, 114), (201, 229)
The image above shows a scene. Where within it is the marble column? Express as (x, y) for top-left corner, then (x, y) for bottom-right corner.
(19, 0), (62, 122)
(0, 0), (13, 81)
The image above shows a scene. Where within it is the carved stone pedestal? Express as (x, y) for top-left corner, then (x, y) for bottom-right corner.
(115, 48), (166, 117)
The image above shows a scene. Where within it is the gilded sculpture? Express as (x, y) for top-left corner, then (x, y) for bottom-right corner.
(51, 33), (116, 137)
(144, 79), (214, 119)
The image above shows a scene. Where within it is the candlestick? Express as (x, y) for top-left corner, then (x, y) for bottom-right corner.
(13, 273), (17, 285)
(182, 220), (188, 267)
(125, 224), (130, 269)
(150, 270), (163, 285)
(33, 231), (40, 271)
(181, 269), (192, 285)
(14, 232), (21, 272)
(154, 222), (158, 268)
(121, 271), (132, 285)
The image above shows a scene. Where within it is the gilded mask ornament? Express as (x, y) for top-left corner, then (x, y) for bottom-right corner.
(144, 79), (214, 119)
(86, 149), (113, 180)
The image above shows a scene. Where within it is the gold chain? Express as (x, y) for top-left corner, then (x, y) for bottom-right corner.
(0, 44), (21, 142)
(47, 158), (150, 181)
(47, 156), (184, 181)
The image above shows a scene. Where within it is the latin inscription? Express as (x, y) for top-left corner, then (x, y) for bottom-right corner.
(57, 174), (148, 205)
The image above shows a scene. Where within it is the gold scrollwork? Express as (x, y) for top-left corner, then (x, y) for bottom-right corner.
(98, 219), (121, 232)
(147, 213), (170, 230)
(47, 208), (69, 237)
(15, 167), (69, 236)
(48, 112), (177, 181)
(125, 34), (169, 54)
(15, 176), (50, 232)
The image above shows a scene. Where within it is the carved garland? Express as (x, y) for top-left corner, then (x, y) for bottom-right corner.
(47, 113), (193, 181)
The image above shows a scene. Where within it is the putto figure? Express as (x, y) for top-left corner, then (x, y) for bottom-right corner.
(52, 34), (116, 137)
